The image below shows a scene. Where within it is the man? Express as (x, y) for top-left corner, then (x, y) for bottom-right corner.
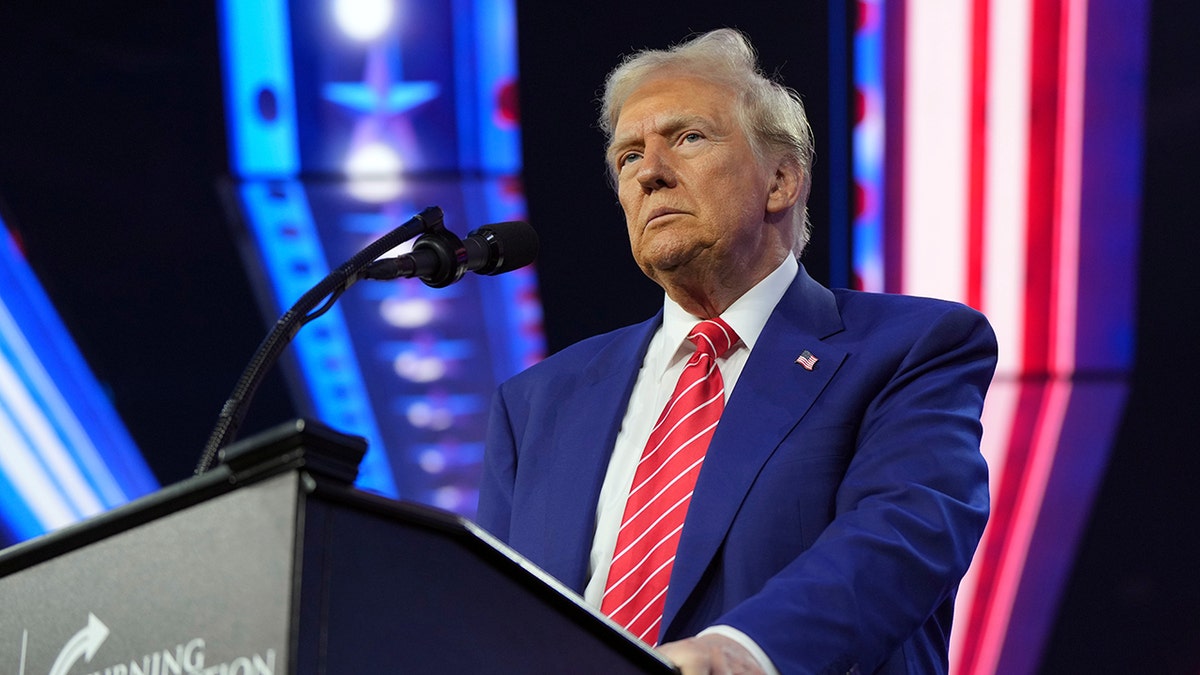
(477, 28), (996, 675)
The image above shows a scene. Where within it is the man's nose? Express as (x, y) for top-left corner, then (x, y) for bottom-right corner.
(635, 144), (677, 190)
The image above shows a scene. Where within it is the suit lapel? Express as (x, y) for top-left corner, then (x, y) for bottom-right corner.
(661, 267), (848, 635)
(536, 315), (661, 591)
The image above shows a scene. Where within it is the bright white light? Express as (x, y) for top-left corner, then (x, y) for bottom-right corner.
(903, 1), (970, 300)
(332, 0), (395, 42)
(393, 351), (446, 383)
(433, 486), (464, 511)
(407, 400), (454, 430)
(381, 296), (436, 328)
(984, 0), (1032, 377)
(346, 142), (401, 175)
(418, 448), (447, 474)
(345, 142), (403, 202)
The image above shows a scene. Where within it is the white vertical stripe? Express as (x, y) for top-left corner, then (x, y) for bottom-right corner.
(983, 0), (1033, 378)
(903, 0), (972, 300)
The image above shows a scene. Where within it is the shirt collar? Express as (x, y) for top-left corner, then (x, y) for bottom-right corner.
(657, 255), (799, 365)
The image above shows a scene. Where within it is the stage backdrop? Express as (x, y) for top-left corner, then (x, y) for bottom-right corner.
(0, 1), (1176, 673)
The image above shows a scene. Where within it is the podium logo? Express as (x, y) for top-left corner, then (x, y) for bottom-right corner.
(18, 613), (277, 675)
(49, 613), (109, 675)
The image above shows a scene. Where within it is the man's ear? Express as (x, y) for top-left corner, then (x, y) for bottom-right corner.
(766, 159), (803, 214)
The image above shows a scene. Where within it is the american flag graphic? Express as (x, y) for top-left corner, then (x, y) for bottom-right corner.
(794, 350), (818, 371)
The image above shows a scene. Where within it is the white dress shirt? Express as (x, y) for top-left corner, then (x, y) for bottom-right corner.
(583, 255), (798, 674)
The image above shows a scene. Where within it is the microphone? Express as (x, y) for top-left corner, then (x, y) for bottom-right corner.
(364, 220), (538, 287)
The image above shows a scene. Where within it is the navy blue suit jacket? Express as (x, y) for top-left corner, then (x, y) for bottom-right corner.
(477, 266), (997, 674)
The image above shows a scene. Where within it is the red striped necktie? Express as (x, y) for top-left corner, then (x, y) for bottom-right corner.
(601, 317), (739, 645)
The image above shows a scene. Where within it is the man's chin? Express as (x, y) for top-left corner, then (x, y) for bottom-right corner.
(639, 252), (714, 288)
(640, 252), (694, 277)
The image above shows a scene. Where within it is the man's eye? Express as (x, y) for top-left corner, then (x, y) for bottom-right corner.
(682, 132), (703, 143)
(619, 152), (642, 168)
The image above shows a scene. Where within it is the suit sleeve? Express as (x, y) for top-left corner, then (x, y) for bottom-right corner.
(716, 303), (997, 674)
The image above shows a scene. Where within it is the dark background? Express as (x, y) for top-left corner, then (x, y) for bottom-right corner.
(0, 2), (1196, 671)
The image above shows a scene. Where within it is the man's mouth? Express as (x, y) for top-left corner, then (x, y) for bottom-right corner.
(646, 207), (685, 227)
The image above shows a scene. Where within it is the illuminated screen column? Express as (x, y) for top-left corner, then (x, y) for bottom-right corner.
(219, 0), (543, 515)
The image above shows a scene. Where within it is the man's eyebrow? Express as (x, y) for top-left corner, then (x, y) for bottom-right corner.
(606, 138), (635, 163)
(606, 139), (643, 168)
(607, 113), (712, 162)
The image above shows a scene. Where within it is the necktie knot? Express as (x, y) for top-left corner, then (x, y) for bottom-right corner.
(688, 317), (739, 361)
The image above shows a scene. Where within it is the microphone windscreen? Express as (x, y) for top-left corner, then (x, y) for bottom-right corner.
(467, 221), (539, 275)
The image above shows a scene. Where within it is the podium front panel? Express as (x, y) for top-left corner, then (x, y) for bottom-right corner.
(0, 473), (300, 674)
(295, 495), (668, 674)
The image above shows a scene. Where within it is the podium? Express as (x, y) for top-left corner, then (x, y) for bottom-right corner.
(0, 420), (676, 674)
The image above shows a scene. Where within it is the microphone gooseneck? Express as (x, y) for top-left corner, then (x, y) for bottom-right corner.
(194, 208), (539, 475)
(195, 206), (445, 474)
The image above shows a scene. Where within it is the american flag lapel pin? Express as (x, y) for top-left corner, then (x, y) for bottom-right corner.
(795, 349), (818, 371)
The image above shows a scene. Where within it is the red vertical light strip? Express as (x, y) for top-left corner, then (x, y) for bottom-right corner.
(956, 380), (1047, 675)
(956, 2), (1073, 673)
(990, 3), (1088, 671)
(966, 0), (990, 311)
(1021, 0), (1062, 377)
(951, 1), (993, 661)
(950, 0), (996, 663)
(1050, 0), (1087, 377)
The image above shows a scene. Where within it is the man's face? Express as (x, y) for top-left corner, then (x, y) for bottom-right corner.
(609, 75), (786, 291)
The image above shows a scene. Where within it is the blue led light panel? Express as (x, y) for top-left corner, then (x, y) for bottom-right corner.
(0, 221), (158, 546)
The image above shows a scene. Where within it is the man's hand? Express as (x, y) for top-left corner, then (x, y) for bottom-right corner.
(658, 634), (767, 675)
